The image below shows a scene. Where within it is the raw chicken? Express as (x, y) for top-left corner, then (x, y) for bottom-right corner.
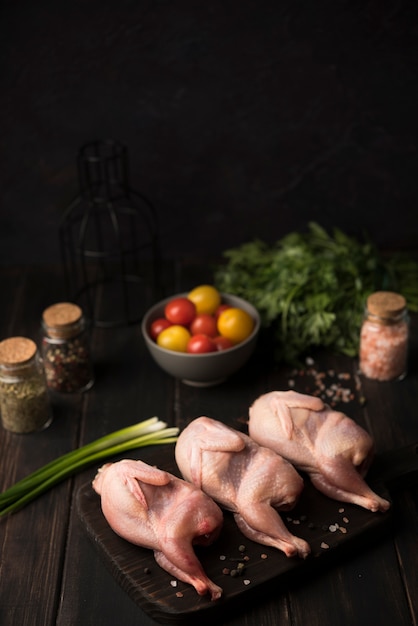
(248, 390), (390, 513)
(92, 459), (223, 600)
(175, 416), (311, 559)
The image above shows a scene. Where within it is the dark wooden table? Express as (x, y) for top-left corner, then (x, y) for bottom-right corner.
(1, 260), (417, 626)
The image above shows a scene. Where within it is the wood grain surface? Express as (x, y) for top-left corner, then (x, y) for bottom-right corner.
(1, 261), (417, 626)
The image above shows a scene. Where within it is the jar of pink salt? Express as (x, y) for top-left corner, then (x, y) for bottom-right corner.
(359, 291), (409, 381)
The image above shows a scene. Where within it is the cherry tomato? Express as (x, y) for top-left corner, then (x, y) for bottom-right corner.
(190, 313), (218, 338)
(187, 285), (221, 315)
(157, 325), (191, 352)
(186, 334), (216, 354)
(214, 303), (232, 320)
(213, 335), (234, 351)
(150, 317), (172, 341)
(217, 307), (254, 344)
(165, 297), (196, 325)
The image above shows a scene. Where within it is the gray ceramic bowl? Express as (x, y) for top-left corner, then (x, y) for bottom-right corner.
(141, 292), (260, 386)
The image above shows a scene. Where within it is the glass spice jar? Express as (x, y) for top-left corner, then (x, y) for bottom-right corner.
(0, 336), (53, 433)
(359, 291), (409, 381)
(41, 302), (94, 393)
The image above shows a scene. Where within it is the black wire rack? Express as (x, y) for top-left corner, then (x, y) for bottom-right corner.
(59, 140), (162, 328)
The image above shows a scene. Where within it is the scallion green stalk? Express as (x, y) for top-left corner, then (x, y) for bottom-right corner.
(0, 417), (178, 516)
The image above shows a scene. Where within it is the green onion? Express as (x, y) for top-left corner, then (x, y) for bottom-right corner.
(0, 416), (178, 517)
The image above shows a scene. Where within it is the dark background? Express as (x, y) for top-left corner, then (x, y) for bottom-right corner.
(1, 0), (418, 267)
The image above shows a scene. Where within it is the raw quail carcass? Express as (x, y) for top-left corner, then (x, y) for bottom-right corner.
(248, 390), (390, 513)
(175, 416), (311, 559)
(92, 459), (223, 600)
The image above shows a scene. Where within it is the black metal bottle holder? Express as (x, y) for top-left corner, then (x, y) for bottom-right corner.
(60, 140), (161, 328)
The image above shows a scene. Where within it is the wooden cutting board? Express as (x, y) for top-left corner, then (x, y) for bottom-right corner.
(76, 443), (416, 625)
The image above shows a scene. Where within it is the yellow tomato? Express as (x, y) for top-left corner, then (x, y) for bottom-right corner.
(217, 307), (254, 344)
(187, 284), (221, 315)
(156, 325), (191, 352)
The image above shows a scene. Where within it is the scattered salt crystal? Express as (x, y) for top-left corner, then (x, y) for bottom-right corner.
(219, 555), (226, 560)
(321, 542), (330, 550)
(243, 579), (251, 586)
(343, 517), (349, 524)
(292, 519), (300, 525)
(176, 592), (183, 598)
(338, 372), (351, 380)
(339, 527), (347, 534)
(170, 580), (177, 588)
(261, 553), (268, 559)
(339, 507), (345, 513)
(329, 524), (339, 532)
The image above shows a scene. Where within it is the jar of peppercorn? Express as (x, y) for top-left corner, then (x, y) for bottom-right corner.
(359, 291), (409, 381)
(0, 336), (53, 433)
(41, 302), (94, 393)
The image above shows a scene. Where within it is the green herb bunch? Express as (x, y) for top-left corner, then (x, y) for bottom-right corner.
(214, 222), (418, 364)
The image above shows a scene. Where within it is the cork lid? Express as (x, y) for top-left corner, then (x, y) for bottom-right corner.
(367, 291), (407, 319)
(42, 302), (83, 338)
(0, 337), (37, 366)
(43, 302), (82, 327)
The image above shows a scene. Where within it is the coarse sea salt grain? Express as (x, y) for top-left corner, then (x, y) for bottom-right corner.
(288, 362), (356, 406)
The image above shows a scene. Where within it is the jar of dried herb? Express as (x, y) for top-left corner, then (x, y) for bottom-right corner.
(359, 291), (409, 381)
(0, 337), (53, 433)
(41, 302), (94, 393)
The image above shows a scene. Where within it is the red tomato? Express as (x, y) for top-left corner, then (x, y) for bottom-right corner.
(165, 297), (196, 325)
(214, 304), (232, 320)
(149, 317), (172, 341)
(213, 335), (234, 351)
(190, 313), (218, 338)
(186, 334), (216, 354)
